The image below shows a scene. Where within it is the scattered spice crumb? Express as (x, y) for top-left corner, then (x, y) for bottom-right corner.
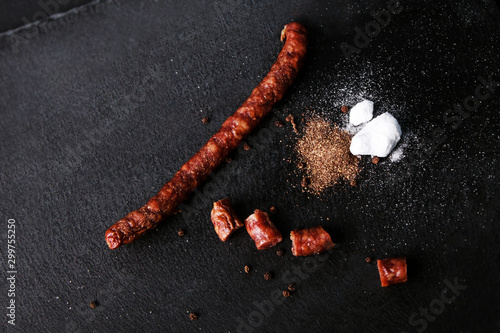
(90, 301), (98, 309)
(300, 177), (310, 188)
(264, 272), (273, 280)
(276, 248), (284, 256)
(189, 312), (198, 321)
(178, 229), (185, 237)
(225, 157), (232, 163)
(202, 117), (210, 124)
(365, 257), (372, 263)
(282, 290), (291, 298)
(285, 114), (299, 134)
(244, 265), (251, 273)
(274, 120), (283, 127)
(243, 143), (251, 151)
(269, 206), (278, 214)
(295, 116), (360, 195)
(371, 156), (380, 165)
(341, 105), (349, 113)
(288, 283), (296, 291)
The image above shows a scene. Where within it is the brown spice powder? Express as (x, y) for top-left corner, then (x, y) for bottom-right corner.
(295, 116), (360, 194)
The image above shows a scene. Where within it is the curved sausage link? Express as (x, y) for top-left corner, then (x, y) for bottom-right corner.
(290, 226), (334, 256)
(106, 22), (308, 249)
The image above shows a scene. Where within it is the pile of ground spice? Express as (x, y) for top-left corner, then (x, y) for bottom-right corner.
(295, 116), (360, 194)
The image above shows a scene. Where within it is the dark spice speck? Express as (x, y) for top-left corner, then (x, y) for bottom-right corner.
(301, 177), (310, 188)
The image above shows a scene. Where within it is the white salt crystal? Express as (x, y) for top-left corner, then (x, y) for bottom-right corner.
(350, 112), (402, 158)
(349, 99), (374, 126)
(389, 145), (404, 162)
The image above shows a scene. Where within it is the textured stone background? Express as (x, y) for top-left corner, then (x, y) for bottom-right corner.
(0, 0), (499, 332)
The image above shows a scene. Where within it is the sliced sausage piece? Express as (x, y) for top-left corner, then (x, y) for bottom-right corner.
(210, 199), (243, 241)
(377, 258), (408, 287)
(290, 226), (334, 256)
(245, 209), (282, 250)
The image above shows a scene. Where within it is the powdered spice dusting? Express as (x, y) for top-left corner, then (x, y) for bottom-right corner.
(295, 116), (360, 194)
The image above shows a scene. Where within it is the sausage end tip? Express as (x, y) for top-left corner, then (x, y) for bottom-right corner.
(105, 229), (122, 249)
(280, 25), (287, 42)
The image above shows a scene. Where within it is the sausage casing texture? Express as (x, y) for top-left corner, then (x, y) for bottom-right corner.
(245, 209), (283, 250)
(290, 226), (334, 256)
(211, 199), (243, 241)
(105, 23), (307, 249)
(377, 258), (408, 287)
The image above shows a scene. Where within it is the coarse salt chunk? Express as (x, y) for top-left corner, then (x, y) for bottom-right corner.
(349, 100), (374, 126)
(350, 112), (401, 158)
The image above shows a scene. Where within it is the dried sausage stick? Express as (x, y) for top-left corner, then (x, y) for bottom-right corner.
(105, 22), (308, 249)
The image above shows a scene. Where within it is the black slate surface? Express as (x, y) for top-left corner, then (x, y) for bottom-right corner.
(1, 0), (499, 332)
